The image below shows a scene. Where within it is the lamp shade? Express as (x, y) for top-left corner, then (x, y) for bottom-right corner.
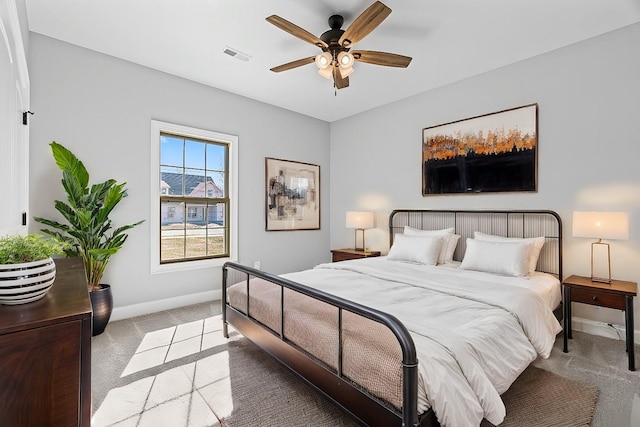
(572, 211), (629, 240)
(346, 211), (374, 229)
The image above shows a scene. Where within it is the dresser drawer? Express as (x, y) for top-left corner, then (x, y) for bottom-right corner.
(570, 288), (626, 310)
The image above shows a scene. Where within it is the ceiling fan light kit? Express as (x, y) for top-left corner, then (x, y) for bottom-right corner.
(267, 1), (412, 90)
(318, 66), (333, 80)
(338, 51), (355, 68)
(315, 52), (332, 68)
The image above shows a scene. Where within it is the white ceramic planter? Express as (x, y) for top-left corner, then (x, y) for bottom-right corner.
(0, 257), (56, 305)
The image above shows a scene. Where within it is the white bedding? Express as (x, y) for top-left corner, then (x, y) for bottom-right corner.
(442, 260), (562, 310)
(282, 257), (562, 427)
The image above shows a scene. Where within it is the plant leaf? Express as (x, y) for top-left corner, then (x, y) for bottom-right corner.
(50, 142), (90, 189)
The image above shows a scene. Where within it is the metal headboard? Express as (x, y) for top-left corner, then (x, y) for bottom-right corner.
(389, 210), (563, 279)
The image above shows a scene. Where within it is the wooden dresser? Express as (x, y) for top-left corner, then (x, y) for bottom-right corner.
(0, 257), (92, 426)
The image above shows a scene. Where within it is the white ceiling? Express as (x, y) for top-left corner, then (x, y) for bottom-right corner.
(25, 0), (640, 122)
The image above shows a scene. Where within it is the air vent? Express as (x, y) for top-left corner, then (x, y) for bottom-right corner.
(223, 46), (251, 62)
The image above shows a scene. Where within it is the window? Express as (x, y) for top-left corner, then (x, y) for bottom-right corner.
(150, 121), (238, 273)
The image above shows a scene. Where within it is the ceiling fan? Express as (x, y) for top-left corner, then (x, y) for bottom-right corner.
(266, 1), (412, 90)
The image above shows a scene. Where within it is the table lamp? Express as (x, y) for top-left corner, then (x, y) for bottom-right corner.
(346, 211), (374, 252)
(572, 211), (629, 283)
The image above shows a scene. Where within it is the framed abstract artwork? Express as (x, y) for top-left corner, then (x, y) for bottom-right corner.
(266, 157), (320, 231)
(422, 104), (538, 195)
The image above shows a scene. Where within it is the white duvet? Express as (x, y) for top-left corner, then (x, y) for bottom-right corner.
(282, 257), (562, 427)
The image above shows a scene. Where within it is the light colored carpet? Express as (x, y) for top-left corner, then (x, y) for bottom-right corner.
(92, 301), (639, 426)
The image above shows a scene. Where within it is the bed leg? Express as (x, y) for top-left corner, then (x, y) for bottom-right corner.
(223, 321), (229, 338)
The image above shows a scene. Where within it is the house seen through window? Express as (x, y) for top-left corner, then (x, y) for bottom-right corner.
(160, 132), (229, 263)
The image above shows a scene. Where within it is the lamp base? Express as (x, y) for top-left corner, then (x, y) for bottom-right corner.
(354, 228), (366, 252)
(591, 240), (611, 284)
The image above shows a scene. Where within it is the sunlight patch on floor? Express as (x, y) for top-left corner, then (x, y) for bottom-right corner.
(122, 316), (223, 377)
(93, 315), (234, 427)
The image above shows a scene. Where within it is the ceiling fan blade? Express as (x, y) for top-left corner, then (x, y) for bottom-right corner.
(270, 56), (316, 73)
(338, 1), (391, 47)
(333, 66), (350, 89)
(266, 15), (329, 49)
(352, 50), (412, 68)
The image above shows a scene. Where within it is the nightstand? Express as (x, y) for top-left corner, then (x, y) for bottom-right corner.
(562, 274), (637, 371)
(330, 249), (381, 262)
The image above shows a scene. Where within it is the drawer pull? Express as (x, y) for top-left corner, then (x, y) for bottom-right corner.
(592, 296), (598, 302)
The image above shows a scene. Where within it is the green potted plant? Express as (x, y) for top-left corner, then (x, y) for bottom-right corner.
(0, 234), (67, 305)
(34, 142), (143, 335)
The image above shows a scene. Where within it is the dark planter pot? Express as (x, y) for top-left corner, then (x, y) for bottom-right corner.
(90, 284), (113, 336)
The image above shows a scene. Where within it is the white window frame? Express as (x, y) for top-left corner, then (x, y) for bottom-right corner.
(150, 120), (238, 274)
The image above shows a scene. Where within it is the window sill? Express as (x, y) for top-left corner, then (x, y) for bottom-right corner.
(151, 256), (235, 275)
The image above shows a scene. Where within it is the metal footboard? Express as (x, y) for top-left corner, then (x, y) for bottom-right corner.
(222, 261), (433, 427)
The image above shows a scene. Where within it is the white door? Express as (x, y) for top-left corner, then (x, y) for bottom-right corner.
(0, 0), (29, 236)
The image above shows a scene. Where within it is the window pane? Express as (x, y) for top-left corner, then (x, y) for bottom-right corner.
(207, 232), (225, 256)
(207, 202), (226, 256)
(185, 201), (207, 258)
(184, 168), (205, 197)
(160, 135), (183, 167)
(206, 172), (225, 198)
(185, 139), (205, 169)
(161, 200), (184, 226)
(161, 166), (185, 196)
(206, 143), (226, 172)
(161, 200), (185, 262)
(161, 231), (185, 262)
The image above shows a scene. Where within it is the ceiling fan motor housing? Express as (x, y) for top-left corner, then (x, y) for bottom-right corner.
(320, 15), (348, 52)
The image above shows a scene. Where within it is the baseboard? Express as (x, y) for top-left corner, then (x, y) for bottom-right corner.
(571, 316), (640, 344)
(111, 289), (223, 321)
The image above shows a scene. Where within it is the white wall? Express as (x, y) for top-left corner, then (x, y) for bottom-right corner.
(28, 34), (330, 312)
(330, 23), (640, 333)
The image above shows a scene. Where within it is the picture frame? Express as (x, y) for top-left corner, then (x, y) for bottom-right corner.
(422, 103), (538, 195)
(266, 157), (320, 231)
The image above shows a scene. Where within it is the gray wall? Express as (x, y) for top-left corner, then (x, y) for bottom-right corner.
(28, 34), (330, 309)
(330, 23), (640, 328)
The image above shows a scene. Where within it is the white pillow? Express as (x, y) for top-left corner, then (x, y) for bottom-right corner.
(403, 226), (459, 264)
(404, 226), (454, 235)
(460, 238), (531, 277)
(473, 231), (545, 273)
(387, 234), (445, 265)
(442, 234), (461, 263)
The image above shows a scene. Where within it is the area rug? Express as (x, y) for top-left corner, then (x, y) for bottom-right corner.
(223, 338), (599, 427)
(482, 365), (599, 427)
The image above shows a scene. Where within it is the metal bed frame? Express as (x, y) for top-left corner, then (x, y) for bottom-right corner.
(222, 209), (563, 427)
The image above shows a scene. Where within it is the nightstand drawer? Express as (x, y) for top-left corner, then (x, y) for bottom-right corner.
(570, 288), (626, 310)
(330, 249), (381, 262)
(332, 252), (359, 262)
